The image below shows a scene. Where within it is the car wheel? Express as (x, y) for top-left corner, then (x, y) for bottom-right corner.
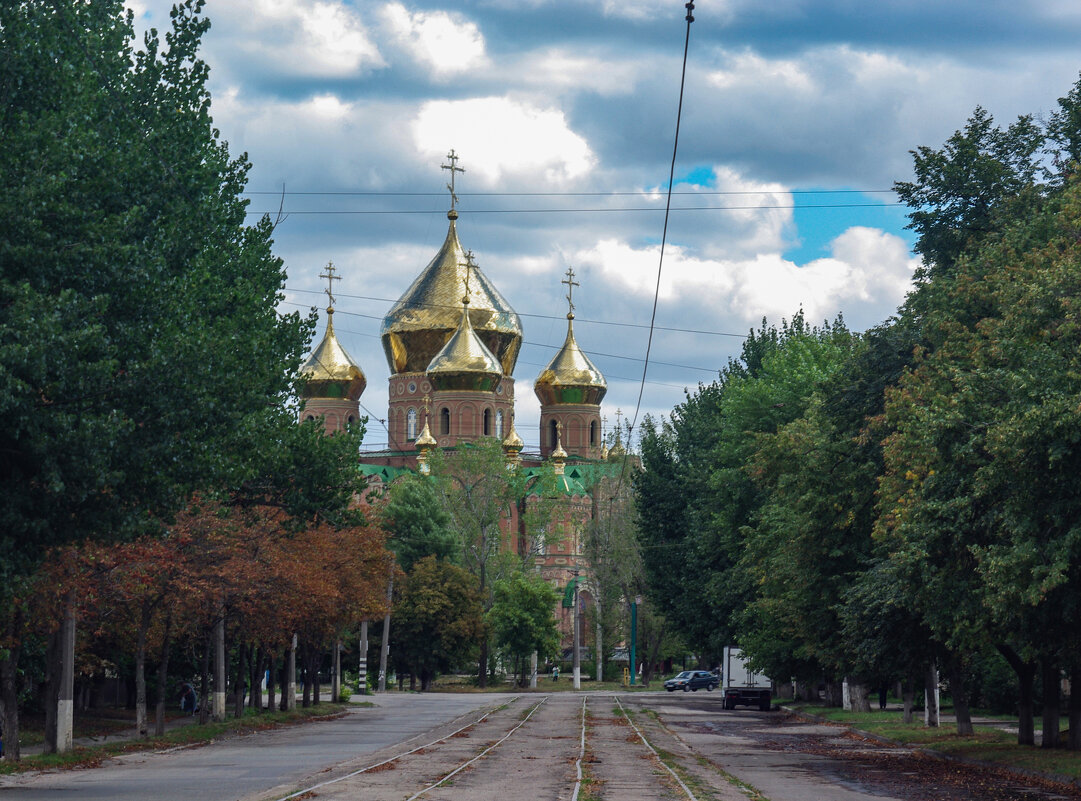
(667, 688), (674, 692)
(706, 683), (715, 692)
(682, 685), (690, 692)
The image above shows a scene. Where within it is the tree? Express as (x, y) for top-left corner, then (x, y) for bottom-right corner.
(0, 0), (364, 755)
(383, 475), (457, 572)
(391, 557), (485, 690)
(488, 572), (559, 687)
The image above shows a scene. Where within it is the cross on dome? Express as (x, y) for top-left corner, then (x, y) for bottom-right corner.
(319, 261), (340, 311)
(460, 250), (478, 306)
(562, 266), (580, 319)
(442, 149), (465, 217)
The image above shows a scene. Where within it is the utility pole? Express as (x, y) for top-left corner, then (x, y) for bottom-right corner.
(629, 596), (640, 686)
(358, 620), (368, 695)
(572, 570), (581, 689)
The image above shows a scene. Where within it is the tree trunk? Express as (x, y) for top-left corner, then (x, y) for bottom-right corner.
(924, 662), (939, 727)
(848, 678), (872, 713)
(379, 574), (392, 692)
(1042, 658), (1060, 749)
(478, 562), (488, 690)
(155, 613), (173, 736)
(902, 676), (916, 725)
(312, 648), (321, 706)
(265, 651), (276, 713)
(0, 611), (23, 761)
(285, 634), (297, 710)
(1068, 664), (1081, 751)
(135, 603), (151, 738)
(331, 639), (341, 703)
(825, 679), (844, 707)
(42, 627), (60, 753)
(212, 611), (225, 722)
(233, 638), (247, 719)
(949, 654), (973, 736)
(249, 644), (262, 711)
(199, 629), (211, 725)
(997, 644), (1036, 745)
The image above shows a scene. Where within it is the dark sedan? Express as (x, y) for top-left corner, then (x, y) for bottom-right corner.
(663, 670), (718, 692)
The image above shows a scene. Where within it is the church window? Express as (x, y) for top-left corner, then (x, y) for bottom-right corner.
(440, 407), (450, 436)
(496, 410), (504, 438)
(483, 408), (491, 436)
(548, 419), (558, 448)
(407, 408), (417, 440)
(590, 420), (597, 445)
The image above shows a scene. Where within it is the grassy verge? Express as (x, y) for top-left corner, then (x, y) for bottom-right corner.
(0, 703), (356, 775)
(789, 703), (1081, 781)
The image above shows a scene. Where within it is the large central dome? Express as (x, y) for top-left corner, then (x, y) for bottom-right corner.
(380, 219), (522, 375)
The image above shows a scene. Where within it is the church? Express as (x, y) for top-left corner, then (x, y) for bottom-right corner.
(297, 153), (630, 666)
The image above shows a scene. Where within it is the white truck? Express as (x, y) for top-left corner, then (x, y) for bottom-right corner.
(721, 646), (773, 711)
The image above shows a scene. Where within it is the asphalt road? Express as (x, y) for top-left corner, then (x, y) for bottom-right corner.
(0, 694), (514, 801)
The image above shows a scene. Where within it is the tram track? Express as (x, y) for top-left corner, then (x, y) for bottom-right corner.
(271, 693), (716, 801)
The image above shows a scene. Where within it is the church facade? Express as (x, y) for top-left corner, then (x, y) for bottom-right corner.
(298, 155), (630, 668)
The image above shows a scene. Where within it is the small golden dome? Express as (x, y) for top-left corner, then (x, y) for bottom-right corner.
(415, 417), (437, 450)
(502, 420), (524, 452)
(425, 299), (503, 392)
(534, 316), (607, 406)
(300, 310), (366, 400)
(607, 440), (626, 461)
(381, 220), (522, 375)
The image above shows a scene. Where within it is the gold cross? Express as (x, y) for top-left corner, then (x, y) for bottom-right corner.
(442, 149), (465, 213)
(561, 266), (579, 318)
(460, 250), (478, 306)
(319, 261), (340, 309)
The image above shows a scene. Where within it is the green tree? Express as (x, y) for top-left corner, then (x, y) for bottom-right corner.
(488, 572), (559, 687)
(0, 0), (360, 756)
(390, 557), (485, 690)
(383, 475), (457, 573)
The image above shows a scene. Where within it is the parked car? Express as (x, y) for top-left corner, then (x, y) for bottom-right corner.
(663, 670), (718, 692)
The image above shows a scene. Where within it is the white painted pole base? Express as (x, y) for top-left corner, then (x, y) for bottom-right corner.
(56, 699), (74, 753)
(573, 667), (581, 690)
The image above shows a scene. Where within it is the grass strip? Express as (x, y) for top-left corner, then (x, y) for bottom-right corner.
(0, 703), (356, 775)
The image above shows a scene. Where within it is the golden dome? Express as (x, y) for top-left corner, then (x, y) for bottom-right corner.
(426, 299), (503, 392)
(300, 310), (366, 400)
(534, 316), (607, 406)
(381, 219), (522, 375)
(415, 418), (437, 450)
(502, 420), (524, 452)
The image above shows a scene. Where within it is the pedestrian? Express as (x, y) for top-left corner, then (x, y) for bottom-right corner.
(878, 684), (888, 710)
(551, 665), (559, 682)
(180, 682), (197, 715)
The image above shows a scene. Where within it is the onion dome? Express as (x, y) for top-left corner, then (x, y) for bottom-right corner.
(300, 308), (366, 400)
(534, 267), (606, 406)
(534, 316), (607, 406)
(425, 293), (503, 392)
(502, 419), (524, 454)
(415, 418), (437, 451)
(381, 218), (522, 376)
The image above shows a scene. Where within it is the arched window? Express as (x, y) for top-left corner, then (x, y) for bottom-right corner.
(483, 408), (491, 436)
(440, 407), (451, 436)
(496, 410), (504, 439)
(305, 414), (315, 422)
(590, 420), (597, 445)
(347, 415), (356, 425)
(548, 419), (558, 448)
(406, 408), (418, 440)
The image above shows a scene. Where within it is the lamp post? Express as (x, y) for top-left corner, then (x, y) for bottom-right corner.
(629, 595), (641, 686)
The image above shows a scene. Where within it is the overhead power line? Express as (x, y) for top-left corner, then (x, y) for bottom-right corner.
(283, 287), (748, 340)
(246, 201), (900, 216)
(244, 189), (895, 197)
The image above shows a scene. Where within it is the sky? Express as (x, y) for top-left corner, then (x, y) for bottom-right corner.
(129, 0), (1081, 453)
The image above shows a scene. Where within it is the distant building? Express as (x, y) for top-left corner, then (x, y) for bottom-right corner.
(299, 154), (635, 661)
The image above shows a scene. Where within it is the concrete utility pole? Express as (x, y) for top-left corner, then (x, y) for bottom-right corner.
(530, 651), (538, 689)
(332, 640), (342, 702)
(213, 612), (226, 721)
(572, 571), (581, 690)
(595, 602), (603, 683)
(56, 593), (76, 753)
(286, 633), (297, 711)
(379, 573), (393, 692)
(358, 621), (368, 695)
(629, 596), (640, 686)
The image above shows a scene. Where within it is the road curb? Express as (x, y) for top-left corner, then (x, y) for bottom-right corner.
(779, 705), (1081, 792)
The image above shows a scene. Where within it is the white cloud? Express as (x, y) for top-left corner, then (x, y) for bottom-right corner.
(214, 0), (384, 78)
(412, 97), (595, 183)
(578, 226), (917, 327)
(379, 2), (487, 78)
(515, 49), (639, 96)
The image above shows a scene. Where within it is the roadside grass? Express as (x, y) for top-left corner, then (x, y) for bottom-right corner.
(0, 703), (354, 775)
(790, 703), (1081, 780)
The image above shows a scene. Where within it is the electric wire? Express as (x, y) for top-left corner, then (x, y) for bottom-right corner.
(245, 188), (894, 196)
(618, 1), (697, 492)
(246, 201), (899, 216)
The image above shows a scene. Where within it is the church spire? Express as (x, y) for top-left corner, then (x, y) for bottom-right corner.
(442, 148), (465, 221)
